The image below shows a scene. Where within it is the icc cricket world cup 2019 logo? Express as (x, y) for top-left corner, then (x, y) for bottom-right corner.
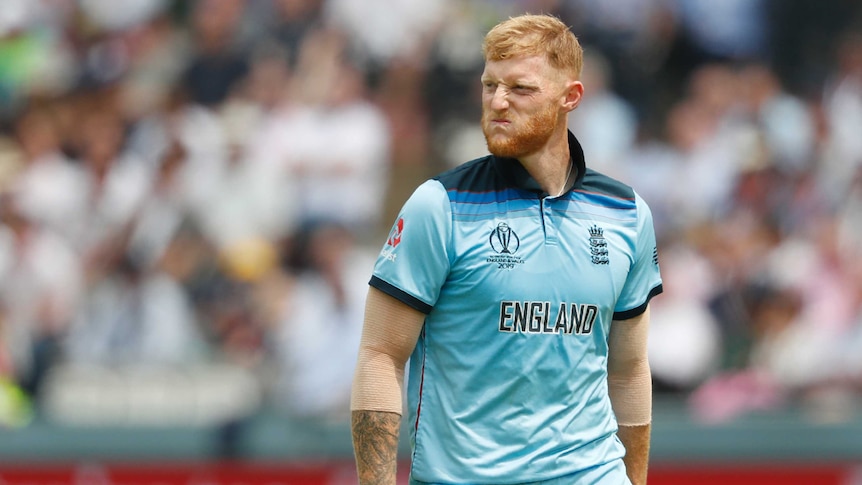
(490, 222), (519, 254)
(488, 222), (524, 269)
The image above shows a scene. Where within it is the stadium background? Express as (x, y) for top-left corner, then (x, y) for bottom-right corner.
(1, 0), (862, 483)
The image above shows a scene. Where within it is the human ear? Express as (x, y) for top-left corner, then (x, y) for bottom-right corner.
(562, 80), (584, 112)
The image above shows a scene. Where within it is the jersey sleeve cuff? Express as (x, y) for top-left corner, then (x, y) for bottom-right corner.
(369, 276), (434, 314)
(613, 284), (663, 321)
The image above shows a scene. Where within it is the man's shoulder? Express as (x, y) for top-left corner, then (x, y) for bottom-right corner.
(432, 155), (496, 191)
(579, 167), (636, 202)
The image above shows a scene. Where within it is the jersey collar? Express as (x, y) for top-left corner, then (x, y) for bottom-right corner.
(493, 130), (587, 195)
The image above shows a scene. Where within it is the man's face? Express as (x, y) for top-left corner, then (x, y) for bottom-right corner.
(481, 54), (566, 159)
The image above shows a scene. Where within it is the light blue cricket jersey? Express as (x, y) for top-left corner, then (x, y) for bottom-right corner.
(369, 132), (663, 484)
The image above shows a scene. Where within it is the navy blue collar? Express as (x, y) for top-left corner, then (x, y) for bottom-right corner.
(493, 131), (587, 195)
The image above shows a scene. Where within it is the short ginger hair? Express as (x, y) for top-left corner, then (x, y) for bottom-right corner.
(482, 14), (583, 78)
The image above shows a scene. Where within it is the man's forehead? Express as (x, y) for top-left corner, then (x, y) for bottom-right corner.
(482, 54), (554, 81)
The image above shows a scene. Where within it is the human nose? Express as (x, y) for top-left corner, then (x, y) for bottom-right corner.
(488, 86), (509, 111)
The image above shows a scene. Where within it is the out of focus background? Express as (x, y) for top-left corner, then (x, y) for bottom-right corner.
(1, 0), (861, 483)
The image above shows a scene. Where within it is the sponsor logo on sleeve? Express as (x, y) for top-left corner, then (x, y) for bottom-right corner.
(380, 218), (403, 262)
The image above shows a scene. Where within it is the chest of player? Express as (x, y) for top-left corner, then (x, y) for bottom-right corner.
(444, 198), (637, 309)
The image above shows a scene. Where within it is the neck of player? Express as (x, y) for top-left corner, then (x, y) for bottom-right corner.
(554, 158), (574, 196)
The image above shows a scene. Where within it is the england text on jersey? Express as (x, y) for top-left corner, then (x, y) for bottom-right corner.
(498, 301), (598, 335)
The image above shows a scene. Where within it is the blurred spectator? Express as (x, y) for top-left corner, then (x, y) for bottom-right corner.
(738, 63), (816, 174)
(71, 108), (153, 256)
(78, 0), (170, 33)
(374, 55), (437, 231)
(836, 168), (862, 273)
(64, 251), (204, 367)
(568, 50), (638, 177)
(648, 240), (722, 393)
(275, 30), (392, 238)
(324, 0), (448, 70)
(210, 235), (279, 369)
(9, 102), (90, 241)
(422, 0), (487, 126)
(766, 0), (862, 98)
(561, 0), (676, 123)
(197, 47), (298, 249)
(659, 65), (752, 227)
(126, 85), (229, 230)
(821, 32), (862, 199)
(269, 221), (373, 420)
(669, 0), (769, 63)
(256, 0), (325, 69)
(0, 0), (78, 118)
(127, 139), (193, 268)
(116, 9), (193, 122)
(182, 0), (250, 107)
(0, 193), (82, 399)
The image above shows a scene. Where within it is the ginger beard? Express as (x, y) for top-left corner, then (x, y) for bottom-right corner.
(482, 101), (560, 159)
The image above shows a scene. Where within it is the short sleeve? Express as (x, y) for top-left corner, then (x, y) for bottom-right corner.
(613, 192), (663, 320)
(369, 180), (452, 314)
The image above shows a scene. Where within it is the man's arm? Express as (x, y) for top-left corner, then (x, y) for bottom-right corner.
(352, 410), (402, 485)
(351, 287), (426, 485)
(608, 306), (653, 485)
(616, 422), (651, 484)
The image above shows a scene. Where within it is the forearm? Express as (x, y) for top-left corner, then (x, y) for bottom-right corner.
(350, 356), (404, 485)
(351, 351), (405, 484)
(352, 410), (402, 485)
(608, 309), (653, 485)
(617, 423), (651, 485)
(609, 362), (652, 484)
(351, 288), (425, 484)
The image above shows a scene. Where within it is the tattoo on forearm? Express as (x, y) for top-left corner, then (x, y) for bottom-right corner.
(352, 410), (401, 485)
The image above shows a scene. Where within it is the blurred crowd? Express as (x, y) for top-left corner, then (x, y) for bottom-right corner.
(0, 0), (861, 429)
